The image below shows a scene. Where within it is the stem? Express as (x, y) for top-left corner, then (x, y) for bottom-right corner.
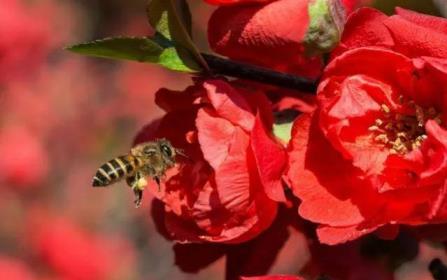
(201, 53), (318, 93)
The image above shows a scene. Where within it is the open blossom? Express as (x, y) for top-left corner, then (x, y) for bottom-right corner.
(287, 7), (447, 245)
(135, 79), (287, 243)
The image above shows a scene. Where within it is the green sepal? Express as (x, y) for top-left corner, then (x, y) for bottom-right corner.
(304, 0), (346, 56)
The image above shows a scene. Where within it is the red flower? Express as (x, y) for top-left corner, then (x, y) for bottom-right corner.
(0, 127), (48, 189)
(31, 217), (136, 280)
(135, 79), (287, 243)
(207, 0), (322, 78)
(0, 0), (51, 82)
(0, 256), (35, 280)
(207, 0), (371, 78)
(287, 8), (447, 245)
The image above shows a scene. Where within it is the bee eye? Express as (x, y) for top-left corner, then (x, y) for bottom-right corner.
(161, 145), (172, 157)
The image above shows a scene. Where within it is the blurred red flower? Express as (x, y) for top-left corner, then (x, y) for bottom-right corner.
(0, 256), (35, 280)
(0, 127), (48, 189)
(136, 79), (287, 243)
(31, 218), (136, 280)
(0, 0), (52, 83)
(287, 8), (447, 244)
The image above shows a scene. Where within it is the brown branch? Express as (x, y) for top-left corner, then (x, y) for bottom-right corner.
(201, 53), (318, 93)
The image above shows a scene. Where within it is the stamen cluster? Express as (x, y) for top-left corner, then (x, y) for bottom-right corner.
(369, 97), (442, 154)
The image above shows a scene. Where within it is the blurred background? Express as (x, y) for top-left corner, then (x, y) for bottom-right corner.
(0, 0), (447, 279)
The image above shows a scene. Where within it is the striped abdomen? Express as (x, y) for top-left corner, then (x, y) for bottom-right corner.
(92, 155), (140, 187)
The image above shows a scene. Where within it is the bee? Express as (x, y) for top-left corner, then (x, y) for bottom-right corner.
(92, 139), (184, 208)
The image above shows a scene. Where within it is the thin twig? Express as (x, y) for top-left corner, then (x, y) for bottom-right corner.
(201, 53), (318, 93)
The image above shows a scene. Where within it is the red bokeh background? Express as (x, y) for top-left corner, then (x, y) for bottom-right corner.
(1, 0), (446, 279)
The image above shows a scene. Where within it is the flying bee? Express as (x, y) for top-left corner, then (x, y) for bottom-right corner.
(92, 139), (185, 208)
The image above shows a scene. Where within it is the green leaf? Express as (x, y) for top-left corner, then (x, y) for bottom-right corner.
(273, 122), (293, 143)
(66, 37), (163, 62)
(147, 0), (208, 70)
(273, 109), (299, 143)
(66, 37), (200, 72)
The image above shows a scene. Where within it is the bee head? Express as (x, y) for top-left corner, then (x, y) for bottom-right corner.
(131, 139), (187, 165)
(157, 139), (176, 162)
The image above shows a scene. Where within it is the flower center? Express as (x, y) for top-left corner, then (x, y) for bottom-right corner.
(368, 96), (442, 154)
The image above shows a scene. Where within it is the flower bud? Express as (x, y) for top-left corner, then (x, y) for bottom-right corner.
(304, 0), (346, 55)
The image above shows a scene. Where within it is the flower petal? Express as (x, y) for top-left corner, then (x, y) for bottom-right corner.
(203, 80), (255, 132)
(384, 14), (447, 58)
(335, 8), (393, 56)
(251, 114), (287, 202)
(287, 114), (368, 227)
(396, 7), (447, 36)
(196, 108), (236, 170)
(317, 224), (378, 245)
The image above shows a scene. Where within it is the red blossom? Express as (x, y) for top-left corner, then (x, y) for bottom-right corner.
(135, 79), (287, 243)
(30, 217), (136, 280)
(166, 203), (310, 278)
(287, 8), (447, 245)
(0, 0), (53, 82)
(0, 127), (48, 189)
(0, 256), (35, 280)
(207, 0), (371, 78)
(207, 0), (323, 78)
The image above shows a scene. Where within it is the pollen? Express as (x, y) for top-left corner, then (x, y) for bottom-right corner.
(369, 97), (443, 154)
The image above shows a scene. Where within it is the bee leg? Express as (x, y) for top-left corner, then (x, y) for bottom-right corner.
(154, 176), (161, 191)
(133, 188), (143, 208)
(126, 172), (147, 208)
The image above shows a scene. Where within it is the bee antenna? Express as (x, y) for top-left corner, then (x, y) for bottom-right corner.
(175, 149), (192, 162)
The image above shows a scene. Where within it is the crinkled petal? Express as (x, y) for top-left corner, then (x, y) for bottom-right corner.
(196, 108), (236, 170)
(287, 114), (369, 227)
(251, 114), (287, 202)
(335, 8), (393, 56)
(325, 47), (414, 89)
(384, 15), (447, 58)
(203, 80), (255, 131)
(396, 7), (447, 36)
